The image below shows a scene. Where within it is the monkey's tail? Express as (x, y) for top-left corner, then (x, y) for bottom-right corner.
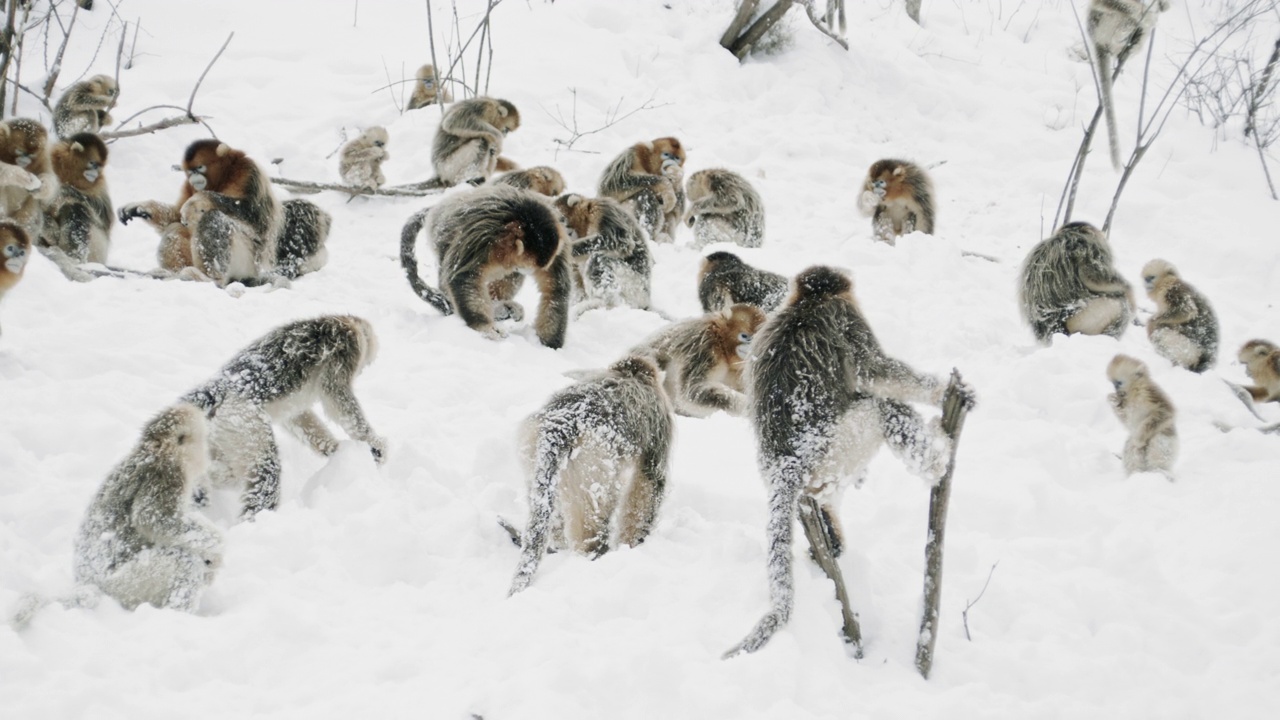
(399, 207), (453, 315)
(9, 586), (102, 631)
(508, 426), (572, 596)
(723, 459), (802, 658)
(1098, 49), (1123, 171)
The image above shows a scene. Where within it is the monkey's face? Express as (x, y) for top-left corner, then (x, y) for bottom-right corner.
(1239, 341), (1278, 372)
(4, 125), (47, 168)
(183, 141), (240, 193)
(496, 101), (521, 134)
(1, 230), (29, 275)
(90, 76), (119, 100)
(654, 137), (685, 168)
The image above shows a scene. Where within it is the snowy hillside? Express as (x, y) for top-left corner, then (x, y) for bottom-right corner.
(2, 1), (1278, 717)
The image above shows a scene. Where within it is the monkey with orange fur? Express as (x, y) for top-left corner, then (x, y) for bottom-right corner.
(425, 97), (521, 187)
(857, 159), (935, 245)
(119, 140), (328, 286)
(493, 166), (565, 197)
(0, 118), (59, 241)
(631, 303), (766, 417)
(598, 137), (686, 243)
(407, 64), (452, 109)
(43, 133), (112, 265)
(0, 221), (31, 338)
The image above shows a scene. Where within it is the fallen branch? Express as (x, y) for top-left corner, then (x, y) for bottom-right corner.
(270, 176), (445, 197)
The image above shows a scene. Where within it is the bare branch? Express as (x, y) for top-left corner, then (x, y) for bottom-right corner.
(99, 112), (204, 140)
(799, 0), (848, 50)
(187, 31), (233, 116)
(270, 176), (445, 197)
(543, 89), (668, 156)
(41, 2), (80, 102)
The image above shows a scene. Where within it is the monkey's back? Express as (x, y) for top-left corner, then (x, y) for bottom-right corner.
(1019, 224), (1124, 339)
(751, 297), (866, 462)
(186, 317), (363, 409)
(698, 259), (787, 313)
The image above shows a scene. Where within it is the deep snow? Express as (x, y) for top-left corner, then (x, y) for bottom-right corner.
(2, 1), (1278, 718)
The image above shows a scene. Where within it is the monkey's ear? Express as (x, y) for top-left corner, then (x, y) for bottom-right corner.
(70, 141), (84, 153)
(719, 305), (733, 321)
(215, 143), (231, 157)
(566, 194), (582, 208)
(892, 166), (907, 177)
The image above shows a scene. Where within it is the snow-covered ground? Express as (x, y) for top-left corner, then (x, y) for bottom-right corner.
(2, 1), (1278, 717)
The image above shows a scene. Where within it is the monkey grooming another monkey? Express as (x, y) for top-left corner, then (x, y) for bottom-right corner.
(73, 403), (223, 612)
(630, 303), (766, 417)
(1107, 354), (1177, 476)
(1089, 0), (1170, 170)
(726, 266), (970, 658)
(1141, 259), (1218, 373)
(182, 315), (386, 519)
(1019, 221), (1134, 344)
(598, 137), (686, 244)
(508, 354), (674, 595)
(697, 251), (788, 314)
(400, 184), (571, 348)
(684, 168), (765, 249)
(856, 159), (935, 245)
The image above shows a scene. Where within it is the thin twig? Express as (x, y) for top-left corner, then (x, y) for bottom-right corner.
(187, 31), (232, 116)
(426, 0), (443, 115)
(962, 562), (999, 641)
(99, 113), (203, 140)
(41, 2), (80, 102)
(380, 56), (403, 113)
(114, 19), (127, 83)
(125, 17), (139, 70)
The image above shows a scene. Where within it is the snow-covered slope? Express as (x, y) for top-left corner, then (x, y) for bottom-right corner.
(2, 1), (1277, 717)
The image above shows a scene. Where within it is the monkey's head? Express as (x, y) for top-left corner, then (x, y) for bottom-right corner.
(864, 159), (904, 195)
(502, 195), (563, 269)
(182, 139), (246, 194)
(416, 64), (439, 88)
(713, 303), (767, 363)
(552, 194), (595, 239)
(84, 74), (119, 102)
(527, 166), (565, 197)
(0, 118), (50, 172)
(348, 316), (380, 368)
(1106, 354), (1147, 391)
(1239, 340), (1280, 376)
(610, 354), (662, 386)
(141, 402), (209, 478)
(1140, 258), (1177, 296)
(636, 137), (685, 176)
(51, 133), (108, 191)
(700, 251), (743, 279)
(493, 99), (521, 135)
(686, 169), (717, 202)
(790, 266), (854, 304)
(361, 126), (389, 150)
(0, 221), (31, 281)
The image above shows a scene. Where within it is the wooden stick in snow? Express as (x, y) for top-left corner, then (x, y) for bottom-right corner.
(914, 369), (974, 679)
(798, 494), (863, 657)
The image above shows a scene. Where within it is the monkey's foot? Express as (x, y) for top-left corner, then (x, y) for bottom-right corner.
(492, 301), (524, 322)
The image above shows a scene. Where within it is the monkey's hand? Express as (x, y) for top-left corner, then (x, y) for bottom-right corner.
(118, 203), (152, 224)
(658, 183), (678, 212)
(0, 163), (42, 192)
(481, 325), (508, 341)
(857, 190), (881, 216)
(368, 436), (388, 465)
